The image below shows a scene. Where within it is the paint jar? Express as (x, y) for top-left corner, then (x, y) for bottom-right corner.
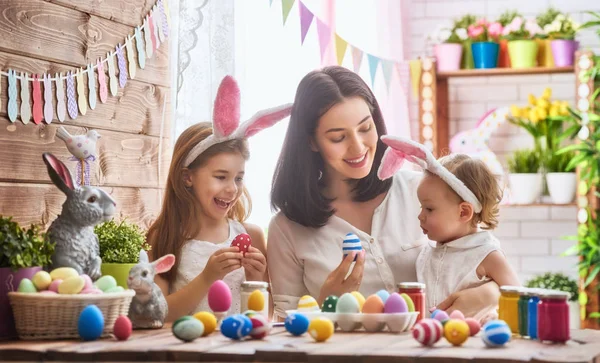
(398, 282), (426, 322)
(538, 290), (570, 343)
(499, 285), (520, 334)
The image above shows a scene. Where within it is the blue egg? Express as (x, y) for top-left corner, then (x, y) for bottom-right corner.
(375, 289), (390, 303)
(78, 305), (104, 341)
(221, 314), (252, 340)
(284, 313), (309, 336)
(482, 320), (511, 347)
(342, 232), (362, 261)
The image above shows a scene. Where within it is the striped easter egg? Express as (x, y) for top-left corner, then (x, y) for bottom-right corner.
(481, 320), (511, 347)
(297, 295), (320, 312)
(342, 232), (362, 260)
(412, 318), (444, 346)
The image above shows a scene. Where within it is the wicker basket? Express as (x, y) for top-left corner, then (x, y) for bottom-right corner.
(8, 290), (135, 340)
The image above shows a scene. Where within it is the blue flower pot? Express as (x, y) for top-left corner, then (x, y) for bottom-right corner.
(471, 42), (499, 69)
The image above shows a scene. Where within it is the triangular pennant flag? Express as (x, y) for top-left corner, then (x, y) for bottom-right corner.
(381, 59), (394, 92)
(269, 0), (273, 6)
(409, 59), (422, 97)
(335, 34), (348, 66)
(316, 18), (331, 62)
(395, 61), (410, 99)
(351, 46), (363, 73)
(367, 54), (380, 88)
(282, 0), (295, 25)
(299, 1), (313, 45)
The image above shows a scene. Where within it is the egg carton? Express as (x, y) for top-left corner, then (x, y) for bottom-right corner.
(286, 310), (419, 333)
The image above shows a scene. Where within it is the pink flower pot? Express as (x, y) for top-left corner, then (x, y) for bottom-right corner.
(434, 43), (463, 72)
(550, 40), (579, 67)
(0, 266), (42, 339)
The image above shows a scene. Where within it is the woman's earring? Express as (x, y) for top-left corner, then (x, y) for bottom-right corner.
(318, 170), (323, 181)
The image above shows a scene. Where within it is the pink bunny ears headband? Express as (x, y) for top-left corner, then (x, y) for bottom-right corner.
(183, 76), (293, 167)
(377, 135), (483, 213)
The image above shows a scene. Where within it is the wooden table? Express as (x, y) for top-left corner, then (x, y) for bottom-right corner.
(1, 326), (600, 362)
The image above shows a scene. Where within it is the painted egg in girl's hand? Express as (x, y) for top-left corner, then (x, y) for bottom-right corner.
(231, 233), (252, 256)
(342, 232), (362, 261)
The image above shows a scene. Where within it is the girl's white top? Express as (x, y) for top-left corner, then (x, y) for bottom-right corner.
(267, 171), (427, 319)
(416, 230), (501, 310)
(172, 219), (247, 315)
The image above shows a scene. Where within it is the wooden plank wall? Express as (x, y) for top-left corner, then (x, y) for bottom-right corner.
(0, 0), (170, 230)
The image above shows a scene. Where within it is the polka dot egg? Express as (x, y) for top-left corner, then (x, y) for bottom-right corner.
(285, 313), (310, 336)
(308, 317), (334, 342)
(221, 314), (252, 340)
(412, 318), (444, 346)
(297, 295), (320, 312)
(342, 232), (362, 260)
(321, 295), (338, 312)
(481, 320), (511, 347)
(443, 319), (470, 346)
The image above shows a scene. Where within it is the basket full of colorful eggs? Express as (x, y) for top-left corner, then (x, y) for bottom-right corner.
(8, 267), (134, 340)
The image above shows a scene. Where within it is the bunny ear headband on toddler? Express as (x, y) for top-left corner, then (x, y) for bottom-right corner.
(376, 135), (483, 213)
(183, 76), (293, 167)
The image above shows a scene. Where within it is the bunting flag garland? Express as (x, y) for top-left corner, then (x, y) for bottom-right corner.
(299, 1), (313, 45)
(0, 0), (169, 125)
(367, 55), (380, 88)
(335, 34), (348, 66)
(351, 46), (363, 73)
(282, 0), (295, 25)
(315, 18), (330, 62)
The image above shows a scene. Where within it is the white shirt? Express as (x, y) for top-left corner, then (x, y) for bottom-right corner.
(267, 171), (427, 319)
(416, 230), (501, 310)
(172, 220), (247, 315)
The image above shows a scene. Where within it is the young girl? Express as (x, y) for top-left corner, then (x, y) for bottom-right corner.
(148, 76), (292, 321)
(378, 136), (520, 320)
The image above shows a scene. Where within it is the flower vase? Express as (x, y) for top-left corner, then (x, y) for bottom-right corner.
(498, 39), (511, 67)
(551, 40), (579, 67)
(461, 40), (474, 69)
(0, 266), (43, 339)
(536, 39), (555, 67)
(471, 42), (499, 69)
(508, 40), (538, 69)
(434, 43), (463, 72)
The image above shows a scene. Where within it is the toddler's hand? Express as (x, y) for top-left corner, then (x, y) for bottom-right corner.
(202, 247), (243, 283)
(242, 246), (267, 281)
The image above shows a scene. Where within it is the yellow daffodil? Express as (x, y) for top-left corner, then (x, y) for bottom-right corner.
(549, 106), (559, 117)
(528, 108), (539, 123)
(536, 98), (550, 110)
(542, 88), (552, 100)
(528, 94), (537, 106)
(536, 107), (548, 120)
(510, 105), (521, 117)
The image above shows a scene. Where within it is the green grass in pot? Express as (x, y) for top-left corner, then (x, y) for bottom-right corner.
(525, 272), (579, 302)
(507, 149), (541, 174)
(95, 219), (150, 264)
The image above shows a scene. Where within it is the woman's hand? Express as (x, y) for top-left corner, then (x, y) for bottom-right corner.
(317, 251), (365, 305)
(434, 281), (500, 319)
(201, 247), (243, 284)
(243, 246), (267, 281)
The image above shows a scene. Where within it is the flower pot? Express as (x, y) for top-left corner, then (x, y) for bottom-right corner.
(498, 39), (511, 68)
(461, 40), (474, 69)
(101, 263), (137, 289)
(536, 38), (555, 67)
(569, 300), (580, 330)
(0, 266), (42, 339)
(550, 40), (579, 67)
(508, 40), (538, 69)
(471, 42), (499, 69)
(546, 172), (576, 204)
(508, 173), (543, 204)
(434, 43), (463, 72)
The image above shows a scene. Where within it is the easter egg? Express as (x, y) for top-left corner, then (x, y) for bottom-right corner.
(193, 311), (217, 336)
(362, 295), (385, 314)
(113, 315), (132, 341)
(297, 295), (320, 312)
(243, 310), (257, 318)
(308, 317), (334, 342)
(342, 232), (362, 260)
(221, 314), (252, 340)
(481, 320), (511, 347)
(81, 288), (103, 294)
(231, 233), (252, 256)
(384, 293), (408, 313)
(94, 275), (117, 292)
(39, 290), (57, 295)
(48, 279), (62, 293)
(17, 278), (37, 293)
(248, 289), (265, 311)
(173, 316), (204, 342)
(249, 314), (271, 339)
(208, 280), (232, 312)
(350, 291), (366, 311)
(105, 286), (125, 293)
(413, 318), (444, 346)
(400, 293), (415, 312)
(50, 267), (78, 281)
(336, 293), (360, 313)
(58, 276), (85, 294)
(32, 271), (52, 291)
(375, 289), (390, 303)
(449, 310), (465, 320)
(285, 313), (310, 336)
(444, 319), (470, 346)
(321, 295), (338, 312)
(78, 305), (104, 341)
(465, 317), (481, 336)
(80, 274), (93, 290)
(431, 309), (450, 323)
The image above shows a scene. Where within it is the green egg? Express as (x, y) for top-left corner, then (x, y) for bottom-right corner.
(105, 286), (125, 293)
(17, 278), (37, 293)
(400, 293), (415, 312)
(336, 293), (360, 313)
(93, 275), (117, 292)
(321, 295), (339, 313)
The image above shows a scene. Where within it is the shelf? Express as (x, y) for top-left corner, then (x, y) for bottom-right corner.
(437, 66), (575, 79)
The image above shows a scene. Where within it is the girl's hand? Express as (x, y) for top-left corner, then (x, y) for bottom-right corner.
(242, 246), (267, 281)
(201, 247), (243, 283)
(317, 251), (365, 305)
(434, 281), (500, 318)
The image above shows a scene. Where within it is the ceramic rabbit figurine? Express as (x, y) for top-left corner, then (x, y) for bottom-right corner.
(127, 250), (176, 329)
(43, 153), (116, 280)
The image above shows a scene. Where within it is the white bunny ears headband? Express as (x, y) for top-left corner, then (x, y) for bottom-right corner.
(183, 76), (293, 167)
(377, 135), (483, 213)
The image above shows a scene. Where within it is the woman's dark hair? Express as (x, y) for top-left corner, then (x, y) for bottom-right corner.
(271, 66), (392, 228)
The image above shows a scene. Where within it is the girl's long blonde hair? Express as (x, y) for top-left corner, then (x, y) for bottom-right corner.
(147, 122), (252, 283)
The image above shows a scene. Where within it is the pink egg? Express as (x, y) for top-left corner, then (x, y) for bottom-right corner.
(81, 274), (94, 290)
(449, 310), (465, 320)
(465, 317), (481, 336)
(48, 279), (62, 293)
(39, 290), (57, 295)
(81, 288), (103, 294)
(384, 292), (408, 313)
(208, 280), (232, 312)
(431, 309), (450, 322)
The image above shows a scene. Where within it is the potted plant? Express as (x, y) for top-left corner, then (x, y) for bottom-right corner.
(468, 18), (503, 69)
(454, 14), (477, 69)
(544, 14), (581, 67)
(496, 10), (522, 67)
(536, 7), (561, 67)
(507, 149), (542, 204)
(95, 219), (150, 288)
(428, 25), (467, 72)
(0, 216), (54, 339)
(526, 272), (580, 329)
(545, 150), (577, 204)
(502, 16), (544, 68)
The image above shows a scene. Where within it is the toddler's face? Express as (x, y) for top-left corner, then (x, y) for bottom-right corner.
(416, 174), (465, 244)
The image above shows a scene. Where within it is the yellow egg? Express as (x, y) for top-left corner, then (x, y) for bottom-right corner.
(444, 319), (470, 346)
(50, 267), (79, 281)
(308, 317), (334, 342)
(193, 311), (217, 336)
(350, 291), (365, 312)
(58, 276), (85, 294)
(248, 289), (265, 311)
(362, 295), (384, 314)
(297, 295), (320, 312)
(32, 271), (52, 291)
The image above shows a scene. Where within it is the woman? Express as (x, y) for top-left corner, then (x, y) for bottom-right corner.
(267, 66), (499, 320)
